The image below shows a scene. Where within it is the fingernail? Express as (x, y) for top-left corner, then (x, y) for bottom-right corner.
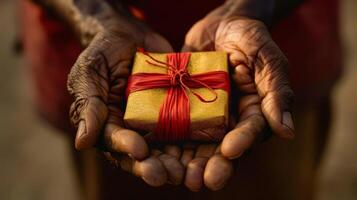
(228, 151), (244, 159)
(76, 121), (86, 139)
(282, 112), (295, 132)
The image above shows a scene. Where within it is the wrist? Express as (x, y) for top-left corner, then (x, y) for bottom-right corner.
(72, 1), (153, 48)
(33, 0), (146, 46)
(211, 0), (275, 25)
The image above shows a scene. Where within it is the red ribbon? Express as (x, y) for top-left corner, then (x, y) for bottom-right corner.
(126, 50), (230, 141)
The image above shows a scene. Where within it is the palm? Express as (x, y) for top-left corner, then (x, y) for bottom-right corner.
(180, 16), (294, 191)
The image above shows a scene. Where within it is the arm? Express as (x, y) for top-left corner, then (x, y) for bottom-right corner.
(207, 0), (305, 25)
(31, 0), (144, 46)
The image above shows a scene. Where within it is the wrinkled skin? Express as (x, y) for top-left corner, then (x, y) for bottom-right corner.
(179, 15), (295, 191)
(68, 19), (189, 186)
(67, 8), (295, 190)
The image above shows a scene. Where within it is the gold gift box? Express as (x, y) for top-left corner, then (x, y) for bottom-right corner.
(124, 51), (229, 141)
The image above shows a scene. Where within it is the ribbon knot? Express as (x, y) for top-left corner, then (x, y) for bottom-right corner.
(171, 69), (189, 87)
(126, 50), (230, 141)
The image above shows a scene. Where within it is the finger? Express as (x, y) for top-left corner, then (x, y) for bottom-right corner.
(181, 148), (195, 167)
(184, 144), (217, 191)
(227, 50), (257, 94)
(180, 143), (196, 167)
(181, 37), (214, 52)
(204, 154), (233, 191)
(72, 97), (108, 150)
(116, 154), (168, 187)
(181, 18), (220, 52)
(157, 153), (185, 185)
(68, 34), (112, 149)
(254, 41), (295, 139)
(221, 95), (266, 159)
(133, 157), (167, 187)
(103, 123), (149, 160)
(231, 64), (256, 93)
(151, 150), (184, 185)
(184, 157), (208, 192)
(195, 144), (217, 158)
(103, 152), (167, 187)
(164, 145), (181, 159)
(151, 149), (162, 157)
(181, 45), (194, 52)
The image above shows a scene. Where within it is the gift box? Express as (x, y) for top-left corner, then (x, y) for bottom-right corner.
(124, 51), (230, 142)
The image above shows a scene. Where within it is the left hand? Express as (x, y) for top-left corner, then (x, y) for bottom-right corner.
(66, 0), (186, 186)
(180, 14), (295, 191)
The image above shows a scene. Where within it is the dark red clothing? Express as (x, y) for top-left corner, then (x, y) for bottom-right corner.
(272, 0), (342, 101)
(20, 1), (82, 133)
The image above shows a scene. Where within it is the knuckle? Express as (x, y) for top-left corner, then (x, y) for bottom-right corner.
(187, 159), (201, 169)
(188, 157), (207, 170)
(273, 83), (295, 108)
(106, 29), (137, 49)
(229, 19), (269, 48)
(247, 22), (268, 40)
(67, 51), (109, 99)
(258, 43), (286, 68)
(67, 54), (94, 93)
(257, 54), (290, 91)
(69, 98), (88, 126)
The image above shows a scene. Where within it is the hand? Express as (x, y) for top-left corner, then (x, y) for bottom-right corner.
(67, 8), (185, 186)
(181, 16), (295, 191)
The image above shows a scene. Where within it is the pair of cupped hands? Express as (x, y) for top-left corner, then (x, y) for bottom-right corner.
(67, 9), (294, 191)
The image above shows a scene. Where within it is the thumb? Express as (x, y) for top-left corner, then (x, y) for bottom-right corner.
(181, 45), (194, 52)
(255, 41), (295, 139)
(70, 97), (108, 150)
(68, 34), (111, 150)
(143, 32), (174, 53)
(181, 39), (199, 52)
(181, 18), (219, 52)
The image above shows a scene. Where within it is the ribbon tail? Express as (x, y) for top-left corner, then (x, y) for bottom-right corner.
(156, 87), (190, 141)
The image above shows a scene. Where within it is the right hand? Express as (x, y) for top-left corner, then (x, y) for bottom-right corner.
(67, 11), (185, 186)
(179, 15), (295, 191)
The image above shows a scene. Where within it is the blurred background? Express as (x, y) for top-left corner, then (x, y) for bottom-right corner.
(0, 0), (356, 199)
